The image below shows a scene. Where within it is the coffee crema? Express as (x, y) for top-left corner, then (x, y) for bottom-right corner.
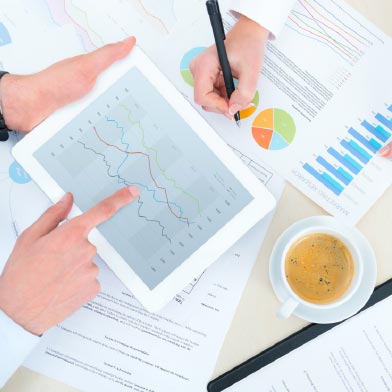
(285, 233), (354, 305)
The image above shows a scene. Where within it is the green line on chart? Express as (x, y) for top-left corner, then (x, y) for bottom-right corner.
(119, 104), (202, 216)
(69, 0), (105, 46)
(291, 12), (361, 58)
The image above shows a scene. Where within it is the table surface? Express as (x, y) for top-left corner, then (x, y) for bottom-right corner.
(3, 0), (392, 390)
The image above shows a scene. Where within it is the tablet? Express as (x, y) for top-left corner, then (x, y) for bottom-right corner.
(12, 47), (276, 312)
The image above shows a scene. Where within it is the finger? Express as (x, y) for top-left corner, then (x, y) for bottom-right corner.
(24, 193), (73, 241)
(84, 37), (136, 76)
(228, 66), (259, 116)
(191, 65), (229, 114)
(72, 186), (140, 234)
(202, 106), (234, 120)
(379, 143), (392, 158)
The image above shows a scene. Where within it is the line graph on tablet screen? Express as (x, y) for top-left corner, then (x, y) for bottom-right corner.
(34, 68), (253, 289)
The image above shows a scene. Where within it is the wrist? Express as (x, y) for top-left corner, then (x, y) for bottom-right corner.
(0, 278), (41, 336)
(0, 72), (12, 141)
(0, 73), (44, 134)
(236, 14), (270, 42)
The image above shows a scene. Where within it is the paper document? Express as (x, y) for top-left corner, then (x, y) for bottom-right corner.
(226, 295), (392, 392)
(156, 0), (392, 225)
(24, 194), (283, 392)
(0, 7), (286, 391)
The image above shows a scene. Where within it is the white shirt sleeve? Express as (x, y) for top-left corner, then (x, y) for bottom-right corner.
(0, 310), (40, 387)
(229, 0), (296, 38)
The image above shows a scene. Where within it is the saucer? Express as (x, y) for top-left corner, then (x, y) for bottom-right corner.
(269, 216), (377, 324)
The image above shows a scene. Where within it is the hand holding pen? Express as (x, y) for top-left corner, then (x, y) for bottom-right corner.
(190, 3), (269, 124)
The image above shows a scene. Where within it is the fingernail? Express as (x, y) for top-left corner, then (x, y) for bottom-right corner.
(225, 112), (234, 120)
(378, 144), (390, 156)
(128, 186), (140, 198)
(229, 104), (241, 116)
(60, 193), (70, 203)
(122, 36), (135, 44)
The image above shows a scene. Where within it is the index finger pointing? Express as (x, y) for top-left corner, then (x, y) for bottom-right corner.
(73, 186), (140, 234)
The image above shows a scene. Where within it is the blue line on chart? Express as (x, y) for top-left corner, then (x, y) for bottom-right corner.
(104, 116), (188, 221)
(328, 0), (384, 44)
(79, 139), (193, 224)
(285, 24), (353, 65)
(291, 10), (361, 56)
(106, 116), (130, 174)
(42, 0), (90, 51)
(42, 1), (62, 27)
(78, 140), (172, 241)
(314, 0), (372, 45)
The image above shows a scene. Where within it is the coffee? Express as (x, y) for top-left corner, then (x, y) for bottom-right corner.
(285, 233), (354, 305)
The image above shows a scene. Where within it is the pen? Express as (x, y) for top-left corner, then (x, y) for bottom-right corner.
(206, 0), (241, 127)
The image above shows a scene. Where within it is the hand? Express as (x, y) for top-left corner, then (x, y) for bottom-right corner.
(0, 37), (136, 132)
(379, 143), (392, 159)
(190, 15), (269, 119)
(0, 186), (140, 336)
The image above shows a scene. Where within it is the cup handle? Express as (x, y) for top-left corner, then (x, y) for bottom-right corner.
(277, 297), (299, 319)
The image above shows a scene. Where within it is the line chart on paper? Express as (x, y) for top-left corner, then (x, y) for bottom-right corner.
(33, 67), (253, 289)
(285, 0), (382, 66)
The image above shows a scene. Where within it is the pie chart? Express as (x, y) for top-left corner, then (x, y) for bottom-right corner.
(180, 47), (207, 87)
(252, 108), (296, 150)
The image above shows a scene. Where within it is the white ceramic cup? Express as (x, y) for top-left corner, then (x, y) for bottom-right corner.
(276, 226), (363, 319)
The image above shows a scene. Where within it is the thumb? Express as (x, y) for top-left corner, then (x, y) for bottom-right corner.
(24, 193), (74, 241)
(228, 68), (259, 117)
(86, 36), (136, 76)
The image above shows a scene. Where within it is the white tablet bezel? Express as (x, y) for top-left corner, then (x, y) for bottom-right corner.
(12, 46), (276, 312)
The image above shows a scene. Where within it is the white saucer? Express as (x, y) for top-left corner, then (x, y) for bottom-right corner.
(269, 216), (377, 324)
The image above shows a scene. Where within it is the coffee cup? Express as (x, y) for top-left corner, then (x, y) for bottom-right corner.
(269, 216), (376, 323)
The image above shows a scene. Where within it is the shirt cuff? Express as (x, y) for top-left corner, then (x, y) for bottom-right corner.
(229, 0), (296, 39)
(0, 310), (40, 388)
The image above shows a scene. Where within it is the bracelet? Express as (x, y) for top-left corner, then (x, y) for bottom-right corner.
(0, 71), (12, 142)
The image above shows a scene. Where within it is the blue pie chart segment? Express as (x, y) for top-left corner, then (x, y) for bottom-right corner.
(0, 23), (11, 47)
(9, 161), (31, 184)
(269, 132), (290, 150)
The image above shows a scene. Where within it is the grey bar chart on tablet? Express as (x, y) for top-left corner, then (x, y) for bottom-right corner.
(34, 68), (253, 289)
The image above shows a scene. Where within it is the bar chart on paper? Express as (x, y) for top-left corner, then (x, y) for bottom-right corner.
(303, 106), (392, 196)
(295, 104), (392, 224)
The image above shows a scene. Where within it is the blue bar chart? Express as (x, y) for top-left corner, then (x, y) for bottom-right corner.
(303, 107), (392, 196)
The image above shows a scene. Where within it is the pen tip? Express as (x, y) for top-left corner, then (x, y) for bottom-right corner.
(236, 120), (241, 128)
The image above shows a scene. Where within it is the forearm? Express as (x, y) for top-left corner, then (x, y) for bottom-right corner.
(230, 0), (296, 38)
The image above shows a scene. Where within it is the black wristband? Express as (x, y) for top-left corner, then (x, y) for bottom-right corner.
(0, 71), (11, 142)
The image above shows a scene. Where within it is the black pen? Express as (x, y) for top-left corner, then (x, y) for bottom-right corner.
(206, 0), (241, 127)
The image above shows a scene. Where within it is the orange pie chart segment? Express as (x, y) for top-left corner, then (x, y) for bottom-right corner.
(252, 127), (273, 149)
(252, 108), (274, 129)
(252, 108), (296, 150)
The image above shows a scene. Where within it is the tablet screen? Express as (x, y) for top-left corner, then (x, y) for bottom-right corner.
(34, 67), (253, 289)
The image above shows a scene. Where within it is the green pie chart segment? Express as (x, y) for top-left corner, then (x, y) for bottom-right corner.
(252, 108), (296, 150)
(180, 47), (207, 87)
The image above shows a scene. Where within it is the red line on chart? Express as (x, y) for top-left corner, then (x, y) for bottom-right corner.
(297, 1), (362, 53)
(92, 126), (190, 225)
(302, 0), (367, 47)
(288, 16), (355, 60)
(137, 0), (170, 34)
